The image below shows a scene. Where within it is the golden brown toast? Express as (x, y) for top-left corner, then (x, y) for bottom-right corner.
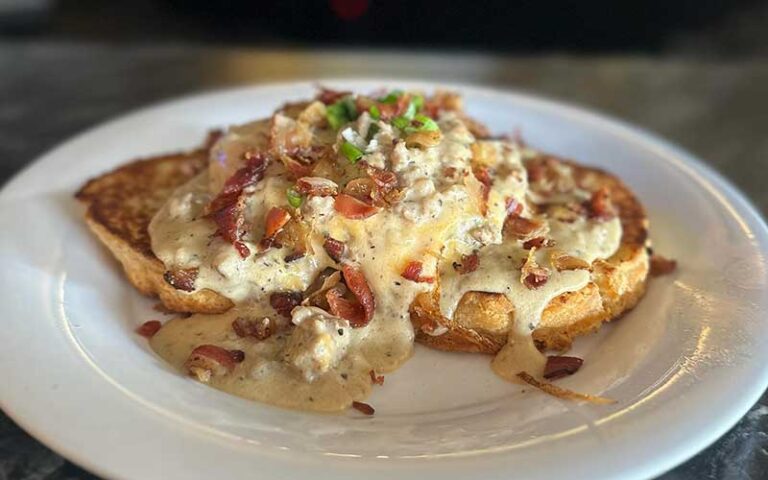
(410, 158), (650, 352)
(75, 149), (234, 314)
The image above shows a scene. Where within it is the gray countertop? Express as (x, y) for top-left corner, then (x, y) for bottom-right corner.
(0, 43), (766, 479)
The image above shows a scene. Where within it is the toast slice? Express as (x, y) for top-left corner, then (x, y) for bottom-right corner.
(410, 157), (650, 352)
(75, 149), (234, 314)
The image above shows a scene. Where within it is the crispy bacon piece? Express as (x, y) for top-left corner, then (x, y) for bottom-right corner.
(586, 186), (617, 221)
(369, 370), (385, 386)
(453, 253), (480, 274)
(522, 236), (554, 250)
(334, 193), (379, 219)
(185, 345), (245, 382)
(295, 176), (339, 197)
(316, 88), (351, 105)
(163, 268), (199, 292)
(259, 207), (291, 249)
(341, 264), (375, 327)
(323, 237), (346, 263)
(517, 372), (614, 404)
(473, 166), (492, 214)
(365, 166), (403, 206)
(650, 254), (677, 277)
(326, 287), (366, 326)
(205, 153), (269, 258)
(521, 248), (549, 289)
(550, 250), (590, 271)
(544, 356), (584, 380)
(232, 317), (275, 340)
(504, 215), (545, 240)
(351, 401), (375, 415)
(136, 320), (162, 338)
(401, 261), (435, 283)
(270, 291), (303, 318)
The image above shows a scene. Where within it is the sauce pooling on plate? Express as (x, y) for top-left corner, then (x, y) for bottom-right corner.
(147, 90), (622, 412)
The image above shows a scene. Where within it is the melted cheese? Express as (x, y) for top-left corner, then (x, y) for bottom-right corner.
(147, 99), (623, 412)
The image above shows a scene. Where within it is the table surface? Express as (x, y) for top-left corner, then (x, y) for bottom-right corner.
(0, 42), (766, 480)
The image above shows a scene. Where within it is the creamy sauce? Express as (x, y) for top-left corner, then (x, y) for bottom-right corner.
(147, 94), (623, 411)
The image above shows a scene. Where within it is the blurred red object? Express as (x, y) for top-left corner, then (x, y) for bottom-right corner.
(329, 0), (369, 20)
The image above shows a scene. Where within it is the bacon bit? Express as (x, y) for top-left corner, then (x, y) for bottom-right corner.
(295, 176), (339, 197)
(504, 215), (545, 240)
(473, 166), (492, 214)
(136, 320), (162, 338)
(232, 317), (275, 340)
(521, 248), (549, 290)
(205, 152), (269, 257)
(401, 261), (435, 283)
(316, 88), (351, 105)
(550, 250), (590, 271)
(185, 345), (244, 383)
(369, 370), (385, 385)
(334, 193), (379, 219)
(351, 401), (375, 415)
(367, 167), (398, 190)
(341, 264), (376, 327)
(517, 372), (614, 404)
(203, 129), (224, 150)
(326, 287), (366, 325)
(263, 207), (291, 239)
(522, 236), (553, 250)
(453, 253), (480, 274)
(284, 251), (305, 263)
(650, 254), (677, 277)
(163, 268), (199, 292)
(283, 156), (315, 178)
(270, 291), (303, 318)
(506, 197), (523, 216)
(323, 237), (346, 262)
(585, 186), (617, 221)
(544, 356), (584, 380)
(343, 177), (375, 200)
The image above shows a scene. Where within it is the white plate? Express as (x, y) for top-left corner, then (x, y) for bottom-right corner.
(1, 80), (767, 480)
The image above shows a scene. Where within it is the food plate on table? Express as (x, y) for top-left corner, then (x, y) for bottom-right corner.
(1, 80), (767, 480)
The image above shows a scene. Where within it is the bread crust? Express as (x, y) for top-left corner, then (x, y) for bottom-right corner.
(75, 150), (233, 314)
(410, 157), (650, 352)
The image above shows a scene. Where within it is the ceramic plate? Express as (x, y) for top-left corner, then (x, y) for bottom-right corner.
(1, 80), (767, 480)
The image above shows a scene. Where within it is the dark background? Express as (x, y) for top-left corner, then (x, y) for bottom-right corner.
(1, 0), (767, 57)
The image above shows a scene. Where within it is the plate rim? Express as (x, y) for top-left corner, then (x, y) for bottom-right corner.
(1, 78), (767, 480)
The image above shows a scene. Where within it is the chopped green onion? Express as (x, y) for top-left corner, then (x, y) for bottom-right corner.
(369, 105), (381, 119)
(392, 116), (410, 130)
(366, 123), (380, 142)
(404, 114), (440, 134)
(402, 100), (417, 121)
(378, 90), (403, 104)
(412, 94), (424, 111)
(341, 141), (364, 163)
(326, 95), (358, 130)
(286, 188), (303, 208)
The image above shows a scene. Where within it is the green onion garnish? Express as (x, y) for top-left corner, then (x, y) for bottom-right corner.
(286, 188), (303, 208)
(341, 141), (364, 163)
(326, 95), (358, 130)
(412, 94), (424, 111)
(369, 105), (381, 119)
(378, 90), (403, 104)
(392, 116), (410, 130)
(404, 114), (440, 134)
(366, 123), (380, 142)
